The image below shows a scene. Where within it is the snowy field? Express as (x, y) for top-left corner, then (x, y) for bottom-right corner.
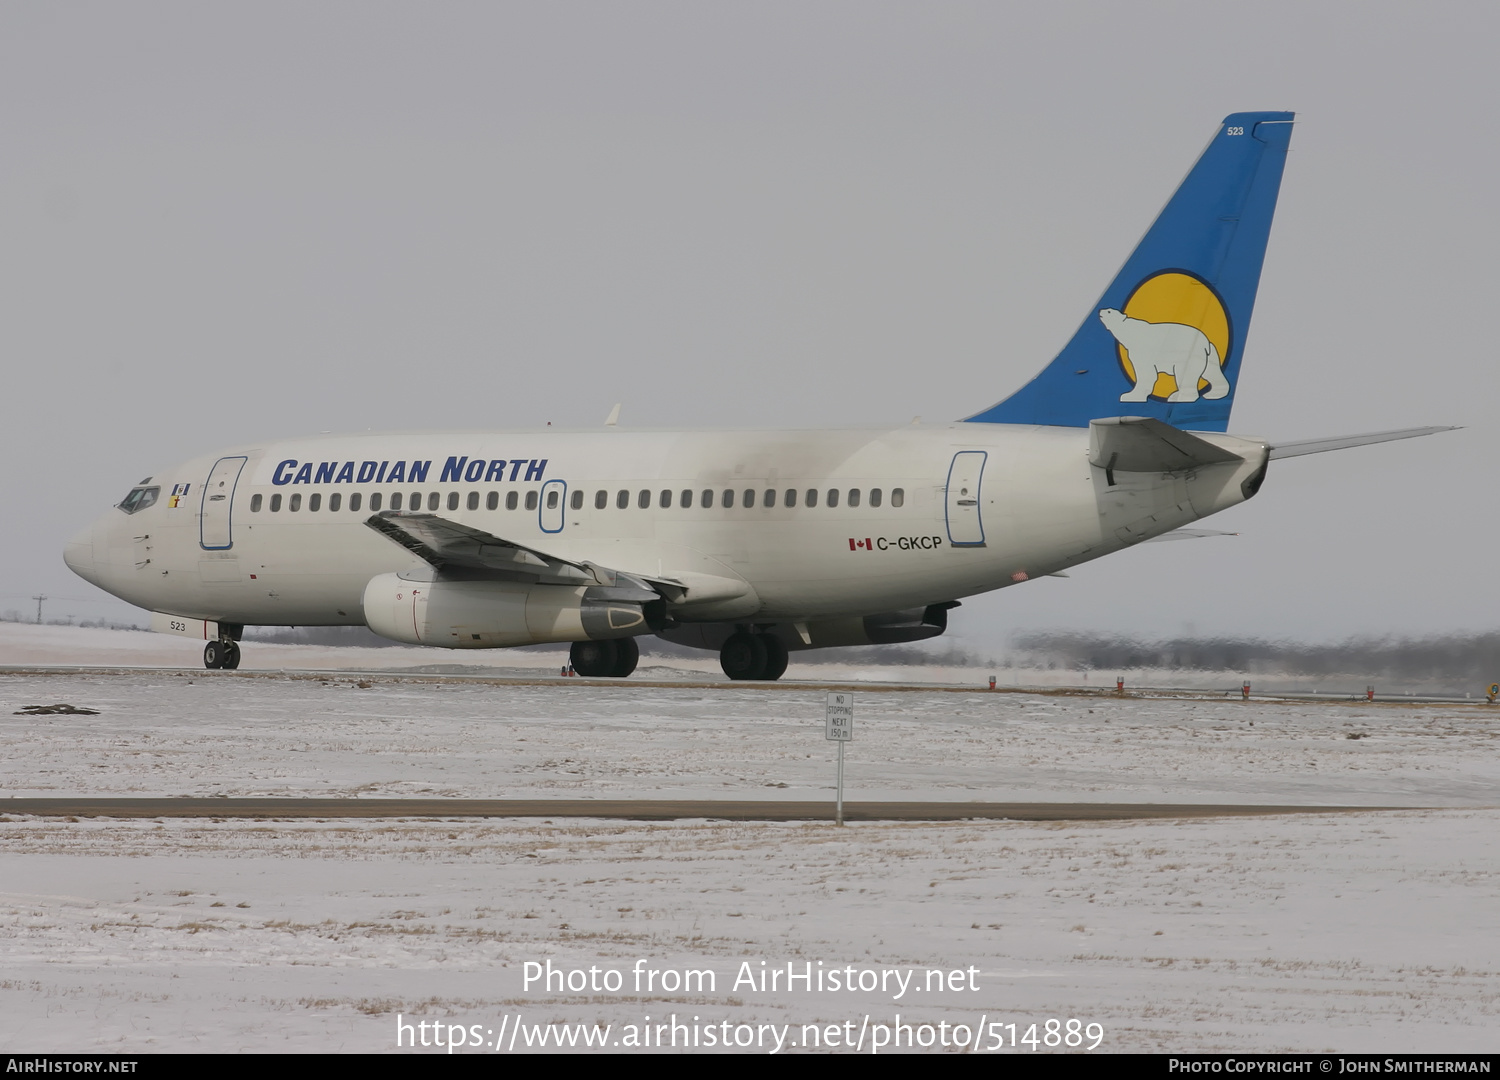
(0, 625), (1498, 1053)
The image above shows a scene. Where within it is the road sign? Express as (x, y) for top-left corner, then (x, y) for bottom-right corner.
(826, 692), (853, 741)
(825, 692), (852, 826)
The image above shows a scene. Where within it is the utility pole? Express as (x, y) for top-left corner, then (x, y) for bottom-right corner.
(32, 594), (46, 624)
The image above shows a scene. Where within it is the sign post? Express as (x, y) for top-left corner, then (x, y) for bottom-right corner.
(825, 692), (853, 825)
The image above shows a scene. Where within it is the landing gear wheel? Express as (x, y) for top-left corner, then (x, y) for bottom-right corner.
(204, 641), (225, 669)
(570, 639), (618, 678)
(222, 641), (241, 670)
(760, 635), (789, 682)
(720, 632), (768, 681)
(609, 637), (639, 678)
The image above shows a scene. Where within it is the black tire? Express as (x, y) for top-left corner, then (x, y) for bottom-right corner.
(222, 642), (241, 670)
(720, 632), (767, 681)
(609, 637), (639, 678)
(760, 635), (789, 681)
(570, 639), (618, 678)
(203, 641), (224, 670)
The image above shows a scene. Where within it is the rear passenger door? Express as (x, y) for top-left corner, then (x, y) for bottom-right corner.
(944, 451), (987, 547)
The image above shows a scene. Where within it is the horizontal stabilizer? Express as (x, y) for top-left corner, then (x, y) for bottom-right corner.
(1267, 426), (1459, 460)
(1089, 416), (1244, 474)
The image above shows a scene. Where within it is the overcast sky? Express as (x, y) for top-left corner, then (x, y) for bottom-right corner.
(2, 2), (1495, 646)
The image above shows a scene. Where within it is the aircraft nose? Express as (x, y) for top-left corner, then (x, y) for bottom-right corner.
(63, 521), (103, 587)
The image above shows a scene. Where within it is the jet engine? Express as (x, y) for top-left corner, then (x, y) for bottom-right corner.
(362, 572), (663, 648)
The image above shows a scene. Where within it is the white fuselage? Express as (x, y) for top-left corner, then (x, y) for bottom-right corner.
(65, 423), (1269, 641)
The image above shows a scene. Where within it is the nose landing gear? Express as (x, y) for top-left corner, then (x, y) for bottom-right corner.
(203, 626), (243, 670)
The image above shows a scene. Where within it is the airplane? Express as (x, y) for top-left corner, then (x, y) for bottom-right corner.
(63, 111), (1453, 678)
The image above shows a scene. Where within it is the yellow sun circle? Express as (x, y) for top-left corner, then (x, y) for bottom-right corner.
(1117, 272), (1231, 399)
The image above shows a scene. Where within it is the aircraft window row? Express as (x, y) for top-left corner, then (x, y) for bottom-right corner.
(587, 488), (904, 510)
(248, 486), (905, 514)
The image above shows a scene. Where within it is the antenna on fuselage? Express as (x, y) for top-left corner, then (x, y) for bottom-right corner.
(604, 403), (622, 427)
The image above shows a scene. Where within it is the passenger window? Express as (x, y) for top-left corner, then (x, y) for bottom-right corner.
(571, 490), (584, 510)
(869, 488), (882, 508)
(467, 491), (479, 511)
(270, 493), (282, 512)
(616, 490), (629, 510)
(351, 493), (362, 512)
(659, 489), (672, 508)
(722, 489), (734, 509)
(739, 488), (751, 507)
(368, 493), (380, 511)
(892, 487), (904, 508)
(487, 491), (498, 510)
(309, 493), (322, 512)
(391, 493), (403, 511)
(447, 492), (459, 511)
(428, 492), (440, 511)
(250, 493), (263, 512)
(329, 493), (342, 512)
(595, 490), (608, 510)
(289, 493), (302, 512)
(848, 489), (860, 508)
(635, 489), (647, 509)
(700, 489), (713, 509)
(525, 491), (538, 511)
(784, 488), (797, 507)
(826, 489), (839, 508)
(805, 488), (818, 507)
(680, 489), (692, 508)
(547, 490), (559, 509)
(506, 491), (518, 510)
(763, 489), (775, 508)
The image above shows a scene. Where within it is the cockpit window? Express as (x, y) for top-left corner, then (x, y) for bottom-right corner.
(118, 486), (160, 514)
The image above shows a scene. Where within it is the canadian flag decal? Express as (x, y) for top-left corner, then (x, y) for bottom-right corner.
(848, 538), (873, 551)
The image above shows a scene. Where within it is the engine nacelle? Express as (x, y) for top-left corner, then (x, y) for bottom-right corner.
(362, 573), (660, 648)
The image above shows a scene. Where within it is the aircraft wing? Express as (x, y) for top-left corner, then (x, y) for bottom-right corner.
(1145, 528), (1239, 543)
(1267, 426), (1459, 460)
(364, 512), (689, 601)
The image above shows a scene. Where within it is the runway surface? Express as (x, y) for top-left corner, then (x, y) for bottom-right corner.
(2, 659), (1498, 1051)
(0, 798), (1422, 820)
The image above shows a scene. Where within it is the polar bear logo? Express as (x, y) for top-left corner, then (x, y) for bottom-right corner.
(1099, 308), (1230, 403)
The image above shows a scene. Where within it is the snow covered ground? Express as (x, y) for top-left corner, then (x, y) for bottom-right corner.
(0, 624), (1497, 1053)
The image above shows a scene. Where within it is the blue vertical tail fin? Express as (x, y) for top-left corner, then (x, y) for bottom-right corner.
(965, 112), (1294, 432)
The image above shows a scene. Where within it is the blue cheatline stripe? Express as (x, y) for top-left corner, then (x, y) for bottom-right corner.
(965, 111), (1294, 433)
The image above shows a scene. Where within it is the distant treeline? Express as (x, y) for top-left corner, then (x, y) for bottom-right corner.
(1, 610), (143, 631)
(1011, 631), (1500, 680)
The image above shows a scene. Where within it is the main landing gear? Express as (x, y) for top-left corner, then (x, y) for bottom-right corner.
(203, 638), (241, 670)
(569, 637), (640, 678)
(719, 631), (788, 682)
